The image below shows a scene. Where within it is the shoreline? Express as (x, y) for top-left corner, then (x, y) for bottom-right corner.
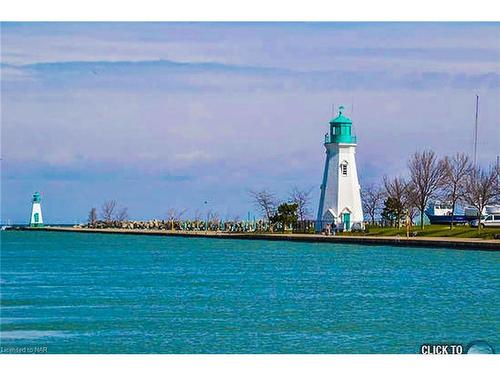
(22, 226), (500, 251)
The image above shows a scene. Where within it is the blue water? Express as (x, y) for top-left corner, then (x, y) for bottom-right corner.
(1, 231), (498, 353)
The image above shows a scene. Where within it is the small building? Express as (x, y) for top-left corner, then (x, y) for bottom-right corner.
(316, 106), (363, 232)
(29, 192), (44, 227)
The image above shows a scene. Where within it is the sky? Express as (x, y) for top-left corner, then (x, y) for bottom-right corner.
(1, 22), (499, 223)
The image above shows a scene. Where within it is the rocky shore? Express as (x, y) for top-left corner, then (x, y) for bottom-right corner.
(83, 219), (315, 233)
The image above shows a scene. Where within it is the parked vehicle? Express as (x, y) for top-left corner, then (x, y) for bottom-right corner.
(470, 214), (500, 228)
(464, 205), (500, 220)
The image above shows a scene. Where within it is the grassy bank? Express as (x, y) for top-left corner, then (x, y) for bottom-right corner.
(340, 224), (500, 239)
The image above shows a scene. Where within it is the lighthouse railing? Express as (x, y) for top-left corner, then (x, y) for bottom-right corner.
(324, 134), (357, 144)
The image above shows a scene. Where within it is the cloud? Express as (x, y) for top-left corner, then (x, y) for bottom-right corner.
(173, 150), (213, 163)
(3, 160), (192, 183)
(3, 58), (498, 92)
(0, 63), (35, 82)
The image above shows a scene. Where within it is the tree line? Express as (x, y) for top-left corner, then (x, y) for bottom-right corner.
(87, 185), (314, 232)
(362, 151), (499, 230)
(87, 151), (498, 233)
(88, 200), (128, 226)
(248, 186), (314, 231)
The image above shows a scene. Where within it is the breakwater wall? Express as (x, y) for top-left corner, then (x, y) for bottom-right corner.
(24, 226), (500, 251)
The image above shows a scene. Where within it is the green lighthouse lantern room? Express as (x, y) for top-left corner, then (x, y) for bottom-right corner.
(325, 105), (357, 144)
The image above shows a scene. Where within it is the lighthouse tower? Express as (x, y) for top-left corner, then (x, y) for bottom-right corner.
(29, 192), (44, 227)
(316, 106), (363, 232)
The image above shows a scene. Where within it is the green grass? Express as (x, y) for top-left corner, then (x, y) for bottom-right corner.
(340, 224), (500, 240)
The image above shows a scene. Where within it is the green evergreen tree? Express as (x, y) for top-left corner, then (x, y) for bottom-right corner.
(381, 197), (404, 227)
(270, 203), (299, 231)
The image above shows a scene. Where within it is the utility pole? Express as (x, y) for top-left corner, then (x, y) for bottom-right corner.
(204, 201), (208, 234)
(473, 95), (479, 167)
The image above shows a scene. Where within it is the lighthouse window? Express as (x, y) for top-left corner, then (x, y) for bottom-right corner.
(341, 163), (348, 176)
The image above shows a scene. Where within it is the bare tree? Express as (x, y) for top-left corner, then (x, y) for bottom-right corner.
(249, 189), (277, 221)
(463, 165), (499, 231)
(115, 207), (129, 222)
(166, 208), (187, 221)
(362, 184), (384, 225)
(405, 184), (420, 224)
(408, 150), (446, 229)
(88, 207), (97, 226)
(166, 208), (186, 230)
(288, 186), (313, 221)
(208, 210), (220, 225)
(166, 208), (176, 222)
(101, 200), (117, 223)
(442, 153), (473, 229)
(193, 209), (202, 222)
(383, 176), (410, 228)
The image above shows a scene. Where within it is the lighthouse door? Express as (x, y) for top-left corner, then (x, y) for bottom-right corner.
(342, 213), (351, 231)
(34, 213), (39, 223)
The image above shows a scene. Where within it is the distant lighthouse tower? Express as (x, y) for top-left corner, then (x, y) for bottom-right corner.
(29, 192), (44, 227)
(316, 106), (363, 232)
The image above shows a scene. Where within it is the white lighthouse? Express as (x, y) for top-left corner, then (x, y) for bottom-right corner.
(316, 106), (363, 232)
(29, 192), (44, 227)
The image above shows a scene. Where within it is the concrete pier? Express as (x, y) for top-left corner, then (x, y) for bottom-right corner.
(25, 226), (500, 251)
